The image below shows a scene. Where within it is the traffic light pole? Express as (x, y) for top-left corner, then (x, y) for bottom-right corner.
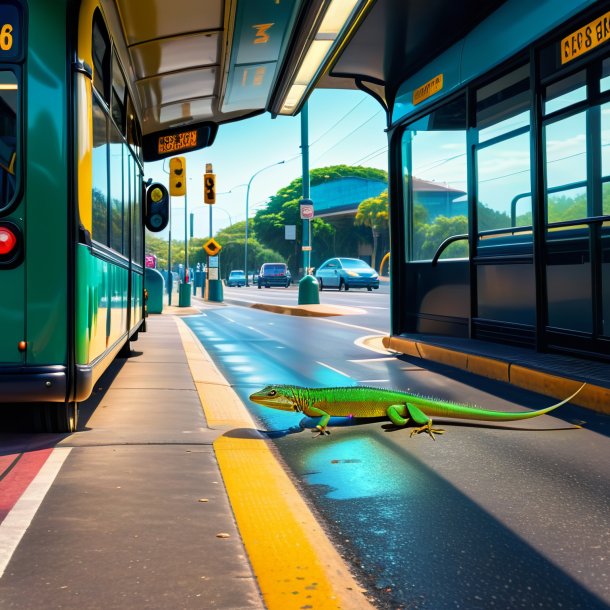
(167, 204), (172, 306)
(301, 101), (311, 274)
(184, 189), (188, 281)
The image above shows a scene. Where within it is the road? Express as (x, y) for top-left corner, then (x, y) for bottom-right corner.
(187, 286), (610, 609)
(1, 284), (609, 609)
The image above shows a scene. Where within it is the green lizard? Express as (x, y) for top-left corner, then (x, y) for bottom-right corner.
(248, 383), (586, 439)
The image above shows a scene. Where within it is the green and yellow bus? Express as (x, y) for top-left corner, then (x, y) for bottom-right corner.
(0, 0), (157, 432)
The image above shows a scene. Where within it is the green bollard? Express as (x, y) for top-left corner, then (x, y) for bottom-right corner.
(178, 281), (191, 307)
(298, 274), (320, 305)
(206, 278), (224, 302)
(145, 268), (165, 313)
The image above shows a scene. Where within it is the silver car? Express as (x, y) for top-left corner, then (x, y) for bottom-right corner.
(315, 258), (379, 291)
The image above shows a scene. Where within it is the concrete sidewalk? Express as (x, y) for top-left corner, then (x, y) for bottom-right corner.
(46, 310), (374, 610)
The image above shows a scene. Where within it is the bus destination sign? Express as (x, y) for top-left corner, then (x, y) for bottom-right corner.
(157, 130), (198, 155)
(0, 3), (22, 62)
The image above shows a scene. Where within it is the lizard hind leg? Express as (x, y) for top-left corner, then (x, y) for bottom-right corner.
(405, 403), (445, 440)
(386, 404), (410, 427)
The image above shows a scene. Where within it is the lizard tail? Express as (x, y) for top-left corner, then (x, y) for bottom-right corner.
(432, 382), (587, 421)
(506, 382), (587, 420)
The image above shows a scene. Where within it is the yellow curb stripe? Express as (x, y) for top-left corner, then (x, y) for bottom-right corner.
(174, 317), (375, 610)
(215, 435), (374, 610)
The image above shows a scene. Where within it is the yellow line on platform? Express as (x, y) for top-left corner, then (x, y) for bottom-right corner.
(175, 318), (375, 610)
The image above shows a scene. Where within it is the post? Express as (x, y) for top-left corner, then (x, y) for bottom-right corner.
(297, 101), (319, 305)
(301, 101), (311, 274)
(184, 189), (189, 278)
(167, 206), (172, 306)
(244, 160), (285, 286)
(244, 179), (251, 285)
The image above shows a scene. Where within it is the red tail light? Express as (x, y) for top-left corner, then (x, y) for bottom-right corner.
(0, 221), (23, 268)
(0, 226), (17, 255)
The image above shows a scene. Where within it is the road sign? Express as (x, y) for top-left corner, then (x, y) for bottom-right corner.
(203, 238), (222, 256)
(300, 204), (314, 219)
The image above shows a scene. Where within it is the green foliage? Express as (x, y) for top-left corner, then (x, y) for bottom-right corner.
(355, 190), (389, 230)
(355, 190), (389, 267)
(413, 214), (468, 260)
(253, 165), (388, 271)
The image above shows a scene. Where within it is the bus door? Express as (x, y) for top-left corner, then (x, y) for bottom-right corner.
(541, 62), (610, 357)
(472, 64), (537, 347)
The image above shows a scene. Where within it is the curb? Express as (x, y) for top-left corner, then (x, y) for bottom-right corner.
(383, 335), (610, 415)
(175, 317), (376, 610)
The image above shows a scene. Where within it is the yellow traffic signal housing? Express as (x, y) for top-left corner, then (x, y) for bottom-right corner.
(204, 172), (216, 204)
(169, 156), (186, 196)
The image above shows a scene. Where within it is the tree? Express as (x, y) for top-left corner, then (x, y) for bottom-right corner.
(253, 165), (387, 272)
(355, 190), (389, 269)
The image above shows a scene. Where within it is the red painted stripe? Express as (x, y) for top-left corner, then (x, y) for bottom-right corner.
(0, 448), (53, 523)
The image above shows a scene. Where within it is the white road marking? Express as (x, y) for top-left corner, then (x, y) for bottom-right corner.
(315, 317), (386, 334)
(315, 361), (352, 379)
(247, 326), (269, 336)
(0, 447), (72, 578)
(348, 357), (395, 363)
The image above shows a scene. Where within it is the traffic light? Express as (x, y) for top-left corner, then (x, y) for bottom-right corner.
(169, 156), (186, 196)
(204, 172), (216, 204)
(145, 182), (170, 232)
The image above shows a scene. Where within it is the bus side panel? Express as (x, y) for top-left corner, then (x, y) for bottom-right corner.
(26, 0), (69, 366)
(108, 262), (128, 346)
(131, 269), (143, 330)
(0, 263), (25, 364)
(75, 246), (108, 364)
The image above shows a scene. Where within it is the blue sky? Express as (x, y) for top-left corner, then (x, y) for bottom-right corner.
(145, 88), (388, 240)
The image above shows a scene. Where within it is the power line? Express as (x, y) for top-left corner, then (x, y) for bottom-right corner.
(352, 145), (388, 166)
(313, 108), (384, 162)
(309, 97), (368, 148)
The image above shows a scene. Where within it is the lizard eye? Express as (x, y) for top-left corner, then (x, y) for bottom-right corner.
(268, 390), (277, 397)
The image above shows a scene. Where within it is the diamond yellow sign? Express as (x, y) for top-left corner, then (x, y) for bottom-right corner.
(203, 238), (222, 256)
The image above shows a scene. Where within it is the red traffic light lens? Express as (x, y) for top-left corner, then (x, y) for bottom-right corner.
(0, 226), (17, 255)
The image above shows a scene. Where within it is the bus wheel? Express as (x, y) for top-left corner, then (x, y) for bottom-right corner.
(41, 402), (79, 433)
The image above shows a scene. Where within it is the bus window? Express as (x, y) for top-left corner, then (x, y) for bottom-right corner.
(92, 10), (110, 103)
(403, 95), (468, 262)
(92, 94), (109, 244)
(0, 70), (17, 210)
(111, 53), (126, 133)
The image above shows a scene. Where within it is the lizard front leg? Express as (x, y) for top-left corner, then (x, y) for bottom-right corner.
(304, 406), (332, 436)
(405, 403), (445, 440)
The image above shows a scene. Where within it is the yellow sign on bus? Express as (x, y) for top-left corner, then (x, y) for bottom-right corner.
(413, 74), (443, 105)
(561, 11), (610, 64)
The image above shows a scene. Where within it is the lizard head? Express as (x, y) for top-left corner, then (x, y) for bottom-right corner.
(249, 385), (297, 411)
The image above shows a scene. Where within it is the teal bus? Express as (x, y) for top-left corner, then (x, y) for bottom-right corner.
(0, 0), (151, 432)
(0, 0), (193, 432)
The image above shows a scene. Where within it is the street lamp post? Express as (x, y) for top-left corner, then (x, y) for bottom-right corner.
(244, 160), (285, 285)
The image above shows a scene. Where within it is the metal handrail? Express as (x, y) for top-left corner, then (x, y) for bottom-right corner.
(431, 233), (468, 266)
